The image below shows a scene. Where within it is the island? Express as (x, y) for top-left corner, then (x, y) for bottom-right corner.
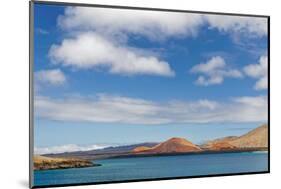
(38, 124), (268, 167)
(33, 155), (100, 170)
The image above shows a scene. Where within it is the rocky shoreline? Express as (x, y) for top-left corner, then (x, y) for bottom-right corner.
(34, 155), (101, 171)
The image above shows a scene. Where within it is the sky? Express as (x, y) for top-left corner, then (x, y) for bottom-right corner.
(33, 3), (268, 154)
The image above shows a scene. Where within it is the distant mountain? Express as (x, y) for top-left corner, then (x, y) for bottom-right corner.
(91, 142), (158, 154)
(204, 124), (268, 150)
(133, 137), (202, 154)
(45, 142), (158, 159)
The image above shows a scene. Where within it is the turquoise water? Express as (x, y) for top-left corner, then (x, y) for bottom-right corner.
(34, 152), (268, 187)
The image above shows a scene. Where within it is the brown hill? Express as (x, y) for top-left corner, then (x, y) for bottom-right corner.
(34, 155), (97, 170)
(207, 136), (238, 144)
(204, 124), (268, 150)
(132, 146), (152, 153)
(202, 136), (238, 150)
(229, 124), (268, 148)
(205, 141), (237, 151)
(133, 137), (201, 154)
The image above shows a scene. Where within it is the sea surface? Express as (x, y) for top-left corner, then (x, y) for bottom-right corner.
(34, 152), (268, 187)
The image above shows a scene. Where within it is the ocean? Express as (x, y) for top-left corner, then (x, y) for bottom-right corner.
(34, 152), (268, 187)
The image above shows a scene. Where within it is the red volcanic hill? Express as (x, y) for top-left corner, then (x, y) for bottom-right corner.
(133, 137), (202, 154)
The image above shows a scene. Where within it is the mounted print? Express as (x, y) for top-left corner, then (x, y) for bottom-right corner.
(29, 1), (270, 188)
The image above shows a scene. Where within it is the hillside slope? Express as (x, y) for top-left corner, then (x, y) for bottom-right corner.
(205, 124), (268, 150)
(230, 124), (268, 148)
(133, 137), (201, 154)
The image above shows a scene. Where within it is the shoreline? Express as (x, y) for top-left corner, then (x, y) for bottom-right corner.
(34, 155), (101, 171)
(93, 148), (268, 160)
(36, 149), (267, 171)
(34, 163), (102, 172)
(37, 148), (268, 171)
(45, 148), (268, 161)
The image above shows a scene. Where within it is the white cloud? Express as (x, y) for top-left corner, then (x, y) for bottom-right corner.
(233, 96), (267, 107)
(190, 56), (243, 86)
(243, 56), (267, 78)
(35, 69), (66, 86)
(255, 76), (267, 90)
(205, 15), (267, 37)
(195, 75), (224, 86)
(243, 55), (268, 90)
(35, 94), (166, 124)
(58, 7), (267, 39)
(35, 94), (267, 124)
(50, 7), (267, 77)
(230, 96), (268, 122)
(49, 32), (175, 77)
(58, 7), (204, 40)
(191, 56), (226, 73)
(34, 144), (110, 155)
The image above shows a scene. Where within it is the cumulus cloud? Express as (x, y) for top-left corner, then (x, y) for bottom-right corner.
(191, 56), (226, 73)
(49, 32), (175, 76)
(190, 56), (243, 86)
(58, 7), (204, 40)
(255, 76), (267, 90)
(35, 94), (267, 124)
(58, 7), (267, 39)
(205, 15), (267, 37)
(34, 144), (111, 155)
(243, 55), (268, 90)
(49, 7), (267, 77)
(35, 69), (66, 86)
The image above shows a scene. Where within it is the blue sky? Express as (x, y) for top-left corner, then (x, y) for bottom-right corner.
(33, 3), (268, 154)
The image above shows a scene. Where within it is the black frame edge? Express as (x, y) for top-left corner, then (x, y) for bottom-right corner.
(267, 16), (270, 173)
(29, 1), (35, 188)
(32, 0), (269, 18)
